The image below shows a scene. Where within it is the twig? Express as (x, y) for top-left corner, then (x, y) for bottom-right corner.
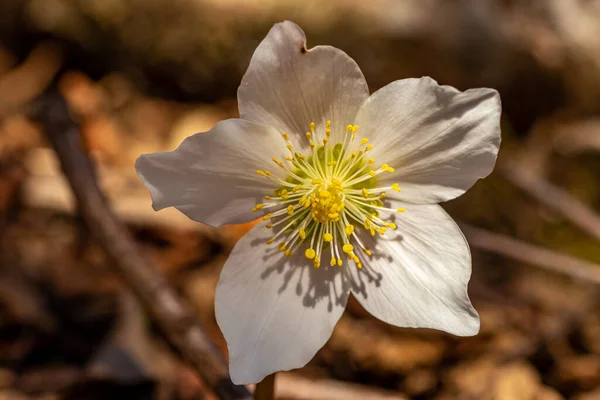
(32, 93), (251, 400)
(461, 223), (600, 285)
(499, 161), (600, 241)
(273, 373), (407, 400)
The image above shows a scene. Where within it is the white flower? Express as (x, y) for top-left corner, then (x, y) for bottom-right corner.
(136, 21), (501, 384)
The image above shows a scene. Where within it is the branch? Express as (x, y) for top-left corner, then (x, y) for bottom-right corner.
(499, 161), (600, 241)
(33, 93), (251, 400)
(461, 223), (600, 285)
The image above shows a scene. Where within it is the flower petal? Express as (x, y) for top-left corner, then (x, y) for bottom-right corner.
(355, 77), (501, 203)
(347, 201), (479, 336)
(215, 224), (349, 384)
(238, 20), (369, 146)
(135, 119), (287, 227)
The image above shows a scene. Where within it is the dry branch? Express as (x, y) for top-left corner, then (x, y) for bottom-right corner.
(499, 161), (600, 242)
(461, 223), (600, 285)
(32, 93), (251, 400)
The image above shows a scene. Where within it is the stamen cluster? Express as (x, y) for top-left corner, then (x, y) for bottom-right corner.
(253, 120), (405, 268)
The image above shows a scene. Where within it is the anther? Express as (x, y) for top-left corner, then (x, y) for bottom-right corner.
(391, 183), (401, 191)
(256, 170), (266, 176)
(299, 227), (306, 239)
(342, 244), (354, 254)
(304, 248), (317, 260)
(396, 208), (406, 213)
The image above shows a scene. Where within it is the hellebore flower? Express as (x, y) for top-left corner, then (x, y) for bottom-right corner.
(136, 21), (501, 384)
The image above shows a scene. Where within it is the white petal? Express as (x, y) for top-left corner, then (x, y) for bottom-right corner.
(135, 119), (286, 227)
(355, 77), (501, 203)
(347, 201), (479, 336)
(238, 21), (369, 146)
(215, 224), (349, 384)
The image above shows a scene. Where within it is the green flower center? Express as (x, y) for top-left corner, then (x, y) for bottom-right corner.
(253, 121), (404, 269)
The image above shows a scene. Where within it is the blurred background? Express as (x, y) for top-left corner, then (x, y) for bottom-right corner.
(1, 0), (600, 399)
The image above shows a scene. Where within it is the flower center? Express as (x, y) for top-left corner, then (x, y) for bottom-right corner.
(253, 120), (404, 269)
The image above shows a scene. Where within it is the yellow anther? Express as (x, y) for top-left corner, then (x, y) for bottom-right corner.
(362, 188), (369, 198)
(365, 144), (373, 151)
(256, 170), (266, 176)
(306, 132), (311, 140)
(293, 185), (302, 192)
(285, 156), (293, 161)
(364, 219), (371, 229)
(381, 164), (395, 172)
(279, 243), (287, 251)
(282, 132), (289, 141)
(285, 249), (292, 258)
(370, 227), (376, 236)
(379, 227), (387, 235)
(391, 183), (401, 192)
(327, 161), (337, 166)
(389, 222), (397, 230)
(267, 238), (275, 244)
(310, 122), (315, 132)
(263, 213), (273, 220)
(360, 138), (369, 146)
(325, 128), (331, 137)
(264, 195), (272, 200)
(397, 208), (406, 213)
(356, 262), (363, 269)
(330, 258), (336, 267)
(332, 179), (341, 185)
(266, 223), (273, 229)
(286, 144), (293, 153)
(313, 258), (321, 269)
(281, 189), (289, 199)
(311, 179), (323, 184)
(265, 170), (273, 176)
(363, 248), (372, 256)
(345, 225), (355, 236)
(368, 171), (376, 177)
(299, 227), (306, 240)
(304, 248), (317, 260)
(287, 205), (294, 215)
(352, 125), (359, 133)
(351, 152), (357, 158)
(342, 244), (354, 254)
(379, 193), (387, 199)
(337, 258), (343, 267)
(326, 120), (331, 128)
(323, 233), (333, 242)
(252, 203), (264, 211)
(346, 124), (353, 132)
(328, 212), (339, 220)
(323, 137), (329, 145)
(272, 157), (283, 167)
(310, 141), (315, 149)
(368, 158), (375, 164)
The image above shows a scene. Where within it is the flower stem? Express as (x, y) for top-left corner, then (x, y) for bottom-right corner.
(254, 373), (275, 400)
